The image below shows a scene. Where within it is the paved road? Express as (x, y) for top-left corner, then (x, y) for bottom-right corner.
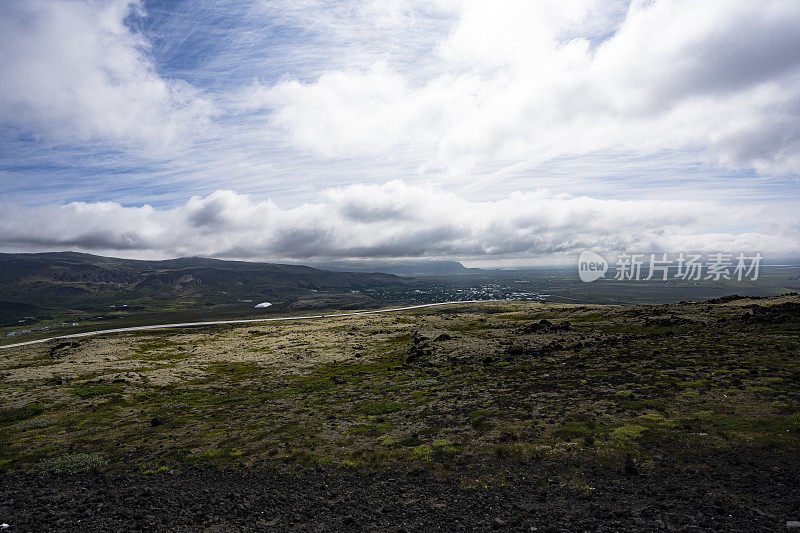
(0, 300), (502, 350)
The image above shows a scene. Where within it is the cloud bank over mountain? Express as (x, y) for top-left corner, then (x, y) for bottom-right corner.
(1, 182), (796, 263)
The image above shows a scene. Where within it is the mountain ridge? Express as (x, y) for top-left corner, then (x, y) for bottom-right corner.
(0, 252), (415, 322)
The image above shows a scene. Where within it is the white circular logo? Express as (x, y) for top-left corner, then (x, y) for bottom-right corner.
(578, 251), (608, 282)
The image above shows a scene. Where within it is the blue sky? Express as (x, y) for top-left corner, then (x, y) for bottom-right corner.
(0, 0), (798, 263)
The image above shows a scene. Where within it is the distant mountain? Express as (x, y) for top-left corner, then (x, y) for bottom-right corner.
(314, 260), (481, 276)
(0, 252), (414, 318)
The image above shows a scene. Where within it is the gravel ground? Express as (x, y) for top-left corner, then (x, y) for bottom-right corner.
(2, 450), (799, 532)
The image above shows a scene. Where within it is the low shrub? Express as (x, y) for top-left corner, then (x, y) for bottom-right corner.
(35, 453), (109, 475)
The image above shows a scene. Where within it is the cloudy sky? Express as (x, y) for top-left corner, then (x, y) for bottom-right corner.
(1, 0), (798, 265)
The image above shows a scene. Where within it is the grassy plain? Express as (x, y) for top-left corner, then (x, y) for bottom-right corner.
(1, 295), (798, 480)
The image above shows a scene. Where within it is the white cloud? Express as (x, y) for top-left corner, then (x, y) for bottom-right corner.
(0, 0), (797, 245)
(0, 0), (213, 152)
(255, 0), (800, 174)
(1, 182), (796, 261)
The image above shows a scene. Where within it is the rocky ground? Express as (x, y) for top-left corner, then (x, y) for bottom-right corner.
(1, 294), (799, 531)
(2, 450), (799, 532)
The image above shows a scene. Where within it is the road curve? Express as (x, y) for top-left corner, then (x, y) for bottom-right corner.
(0, 300), (503, 350)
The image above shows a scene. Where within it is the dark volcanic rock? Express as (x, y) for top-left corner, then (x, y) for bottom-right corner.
(741, 302), (800, 325)
(624, 455), (639, 476)
(405, 332), (433, 365)
(517, 320), (572, 334)
(48, 341), (80, 357)
(2, 451), (799, 532)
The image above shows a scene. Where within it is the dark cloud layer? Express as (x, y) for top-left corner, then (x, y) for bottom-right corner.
(0, 183), (795, 262)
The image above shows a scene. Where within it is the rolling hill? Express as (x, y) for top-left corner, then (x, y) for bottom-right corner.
(0, 252), (415, 324)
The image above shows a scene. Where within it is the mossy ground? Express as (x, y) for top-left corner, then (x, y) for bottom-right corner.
(1, 295), (798, 479)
